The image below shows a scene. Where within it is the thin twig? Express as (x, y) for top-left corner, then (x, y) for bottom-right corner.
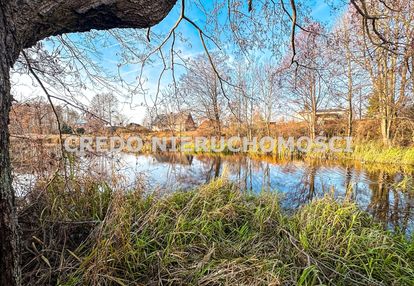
(21, 50), (68, 181)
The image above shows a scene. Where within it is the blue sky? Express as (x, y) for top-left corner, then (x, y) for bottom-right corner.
(12, 0), (345, 124)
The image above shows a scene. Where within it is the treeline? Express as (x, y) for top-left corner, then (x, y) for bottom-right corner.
(149, 2), (414, 146)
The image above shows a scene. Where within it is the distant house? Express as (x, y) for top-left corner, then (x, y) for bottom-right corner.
(126, 122), (147, 132)
(152, 112), (196, 132)
(299, 109), (347, 124)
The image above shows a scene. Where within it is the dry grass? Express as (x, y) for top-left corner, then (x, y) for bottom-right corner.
(18, 177), (414, 286)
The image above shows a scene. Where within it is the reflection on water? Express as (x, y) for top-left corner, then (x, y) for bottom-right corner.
(13, 151), (414, 233)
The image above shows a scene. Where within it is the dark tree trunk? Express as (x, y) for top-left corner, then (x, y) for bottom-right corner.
(1, 3), (21, 285)
(347, 103), (353, 137)
(0, 0), (177, 285)
(346, 53), (353, 138)
(0, 61), (20, 286)
(213, 104), (221, 137)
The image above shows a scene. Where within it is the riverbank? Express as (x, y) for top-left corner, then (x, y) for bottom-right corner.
(20, 178), (414, 285)
(189, 140), (414, 166)
(338, 142), (414, 165)
(12, 133), (414, 166)
(187, 141), (414, 166)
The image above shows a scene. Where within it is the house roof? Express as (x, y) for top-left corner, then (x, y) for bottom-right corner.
(317, 108), (347, 113)
(300, 108), (347, 115)
(128, 122), (142, 126)
(153, 112), (192, 126)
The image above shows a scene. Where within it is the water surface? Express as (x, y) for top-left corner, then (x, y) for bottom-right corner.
(13, 151), (414, 233)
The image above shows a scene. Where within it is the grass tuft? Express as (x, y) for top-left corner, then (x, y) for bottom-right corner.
(20, 178), (414, 285)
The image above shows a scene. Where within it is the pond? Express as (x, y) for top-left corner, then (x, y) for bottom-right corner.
(13, 150), (414, 234)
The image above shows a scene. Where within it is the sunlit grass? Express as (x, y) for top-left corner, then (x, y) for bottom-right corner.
(19, 177), (414, 285)
(347, 142), (414, 165)
(145, 137), (414, 166)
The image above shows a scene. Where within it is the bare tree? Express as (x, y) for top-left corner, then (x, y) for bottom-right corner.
(0, 1), (177, 284)
(351, 0), (414, 145)
(280, 23), (332, 140)
(255, 63), (279, 136)
(330, 11), (368, 137)
(90, 93), (122, 126)
(227, 59), (261, 138)
(179, 54), (229, 136)
(5, 1), (411, 284)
